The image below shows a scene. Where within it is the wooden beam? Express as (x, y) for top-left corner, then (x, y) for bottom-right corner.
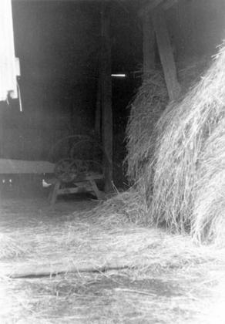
(95, 75), (101, 136)
(100, 1), (113, 192)
(151, 8), (180, 100)
(142, 14), (156, 78)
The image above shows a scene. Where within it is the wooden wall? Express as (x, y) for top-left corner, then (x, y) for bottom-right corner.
(166, 0), (225, 61)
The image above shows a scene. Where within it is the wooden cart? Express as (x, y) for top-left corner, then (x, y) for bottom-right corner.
(49, 158), (105, 204)
(48, 135), (107, 204)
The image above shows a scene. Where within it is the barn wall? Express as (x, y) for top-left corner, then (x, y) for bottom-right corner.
(166, 0), (225, 61)
(1, 0), (225, 162)
(0, 1), (99, 161)
(0, 106), (68, 160)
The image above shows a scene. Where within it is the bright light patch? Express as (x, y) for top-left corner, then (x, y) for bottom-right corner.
(0, 0), (18, 101)
(111, 74), (126, 78)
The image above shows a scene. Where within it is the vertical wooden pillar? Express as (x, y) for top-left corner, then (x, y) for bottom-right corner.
(100, 1), (113, 192)
(95, 75), (101, 136)
(142, 14), (156, 78)
(152, 8), (181, 101)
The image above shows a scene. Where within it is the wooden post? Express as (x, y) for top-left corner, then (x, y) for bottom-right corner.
(95, 75), (101, 136)
(142, 14), (156, 79)
(152, 8), (181, 101)
(100, 1), (113, 192)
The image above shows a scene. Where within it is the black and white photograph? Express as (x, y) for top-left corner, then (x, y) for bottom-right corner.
(0, 0), (225, 323)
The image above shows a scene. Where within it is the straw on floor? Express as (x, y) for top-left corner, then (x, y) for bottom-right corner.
(1, 201), (225, 323)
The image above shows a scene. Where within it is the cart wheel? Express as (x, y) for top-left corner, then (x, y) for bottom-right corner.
(54, 158), (78, 183)
(74, 159), (89, 174)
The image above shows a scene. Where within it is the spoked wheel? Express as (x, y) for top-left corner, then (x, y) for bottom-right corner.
(74, 159), (104, 176)
(70, 139), (110, 173)
(49, 135), (110, 186)
(48, 135), (92, 163)
(54, 158), (78, 183)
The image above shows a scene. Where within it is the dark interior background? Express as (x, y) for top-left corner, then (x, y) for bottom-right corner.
(0, 0), (224, 187)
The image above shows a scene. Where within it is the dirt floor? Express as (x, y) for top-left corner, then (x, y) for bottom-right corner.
(1, 188), (225, 323)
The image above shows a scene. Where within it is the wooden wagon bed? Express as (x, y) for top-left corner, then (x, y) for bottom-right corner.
(0, 158), (55, 174)
(0, 159), (104, 203)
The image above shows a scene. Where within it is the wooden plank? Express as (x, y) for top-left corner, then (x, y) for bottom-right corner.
(49, 178), (104, 203)
(100, 1), (113, 192)
(0, 158), (55, 174)
(6, 261), (129, 279)
(76, 173), (104, 181)
(49, 180), (60, 205)
(151, 8), (181, 100)
(142, 14), (156, 78)
(89, 179), (105, 200)
(58, 186), (90, 195)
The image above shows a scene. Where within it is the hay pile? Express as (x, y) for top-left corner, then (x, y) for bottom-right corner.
(125, 42), (225, 243)
(192, 118), (225, 244)
(178, 57), (209, 92)
(143, 43), (225, 243)
(126, 59), (208, 184)
(126, 69), (168, 182)
(82, 187), (148, 227)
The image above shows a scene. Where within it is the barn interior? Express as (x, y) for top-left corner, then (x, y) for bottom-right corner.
(0, 0), (143, 198)
(1, 0), (225, 323)
(0, 0), (224, 198)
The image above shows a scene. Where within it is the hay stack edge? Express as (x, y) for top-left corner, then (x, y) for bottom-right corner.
(125, 42), (225, 245)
